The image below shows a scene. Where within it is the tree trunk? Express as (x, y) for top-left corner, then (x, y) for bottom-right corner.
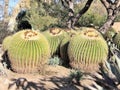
(4, 0), (9, 23)
(71, 0), (93, 28)
(67, 0), (74, 29)
(99, 15), (116, 34)
(99, 0), (120, 34)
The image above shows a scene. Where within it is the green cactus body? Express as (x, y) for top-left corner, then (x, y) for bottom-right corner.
(42, 28), (67, 56)
(68, 28), (108, 72)
(113, 33), (120, 49)
(8, 30), (50, 73)
(2, 36), (12, 51)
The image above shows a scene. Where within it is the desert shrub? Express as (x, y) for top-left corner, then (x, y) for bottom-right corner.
(78, 12), (106, 27)
(115, 14), (120, 22)
(75, 0), (107, 27)
(48, 56), (62, 66)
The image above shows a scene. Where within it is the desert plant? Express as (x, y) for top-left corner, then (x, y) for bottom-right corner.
(48, 56), (62, 66)
(8, 29), (50, 73)
(68, 28), (108, 73)
(113, 33), (120, 50)
(42, 27), (67, 57)
(69, 69), (83, 84)
(104, 27), (116, 41)
(2, 35), (12, 51)
(83, 43), (120, 90)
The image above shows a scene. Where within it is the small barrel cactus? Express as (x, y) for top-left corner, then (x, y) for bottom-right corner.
(2, 35), (12, 51)
(68, 28), (108, 72)
(42, 27), (67, 56)
(8, 29), (50, 73)
(113, 33), (120, 49)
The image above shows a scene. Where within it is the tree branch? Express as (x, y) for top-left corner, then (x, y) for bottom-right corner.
(72, 0), (93, 28)
(100, 0), (109, 8)
(61, 0), (68, 8)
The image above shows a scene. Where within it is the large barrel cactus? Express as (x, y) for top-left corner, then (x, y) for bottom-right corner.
(8, 30), (50, 73)
(42, 27), (67, 56)
(68, 28), (108, 72)
(2, 35), (12, 51)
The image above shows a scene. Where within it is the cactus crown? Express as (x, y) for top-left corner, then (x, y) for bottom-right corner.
(49, 28), (62, 36)
(21, 30), (40, 40)
(80, 28), (101, 39)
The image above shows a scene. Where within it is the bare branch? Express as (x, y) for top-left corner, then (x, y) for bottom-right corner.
(61, 0), (68, 8)
(114, 0), (119, 5)
(71, 0), (93, 28)
(100, 0), (109, 8)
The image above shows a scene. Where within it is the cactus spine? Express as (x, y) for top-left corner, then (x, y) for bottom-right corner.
(68, 28), (108, 72)
(8, 30), (50, 73)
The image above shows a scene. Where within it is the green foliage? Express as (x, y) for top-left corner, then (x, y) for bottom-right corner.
(113, 33), (120, 49)
(115, 14), (120, 22)
(104, 27), (116, 40)
(68, 28), (108, 72)
(16, 0), (68, 31)
(69, 69), (83, 83)
(78, 12), (106, 27)
(48, 56), (62, 66)
(8, 29), (50, 73)
(75, 1), (107, 27)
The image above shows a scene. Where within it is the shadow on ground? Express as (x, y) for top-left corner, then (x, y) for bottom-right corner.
(9, 76), (94, 90)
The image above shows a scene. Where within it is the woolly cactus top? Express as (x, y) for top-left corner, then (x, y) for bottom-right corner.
(20, 30), (41, 40)
(49, 28), (63, 36)
(80, 28), (102, 40)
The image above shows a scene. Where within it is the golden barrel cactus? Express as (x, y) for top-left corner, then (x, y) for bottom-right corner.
(42, 28), (67, 56)
(8, 30), (50, 73)
(2, 36), (12, 51)
(68, 28), (108, 72)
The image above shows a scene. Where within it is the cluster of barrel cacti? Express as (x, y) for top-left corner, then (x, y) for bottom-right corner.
(2, 27), (110, 73)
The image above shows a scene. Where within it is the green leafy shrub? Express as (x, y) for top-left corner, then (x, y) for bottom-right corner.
(104, 27), (116, 40)
(48, 56), (62, 66)
(78, 12), (106, 27)
(113, 33), (120, 50)
(8, 29), (50, 73)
